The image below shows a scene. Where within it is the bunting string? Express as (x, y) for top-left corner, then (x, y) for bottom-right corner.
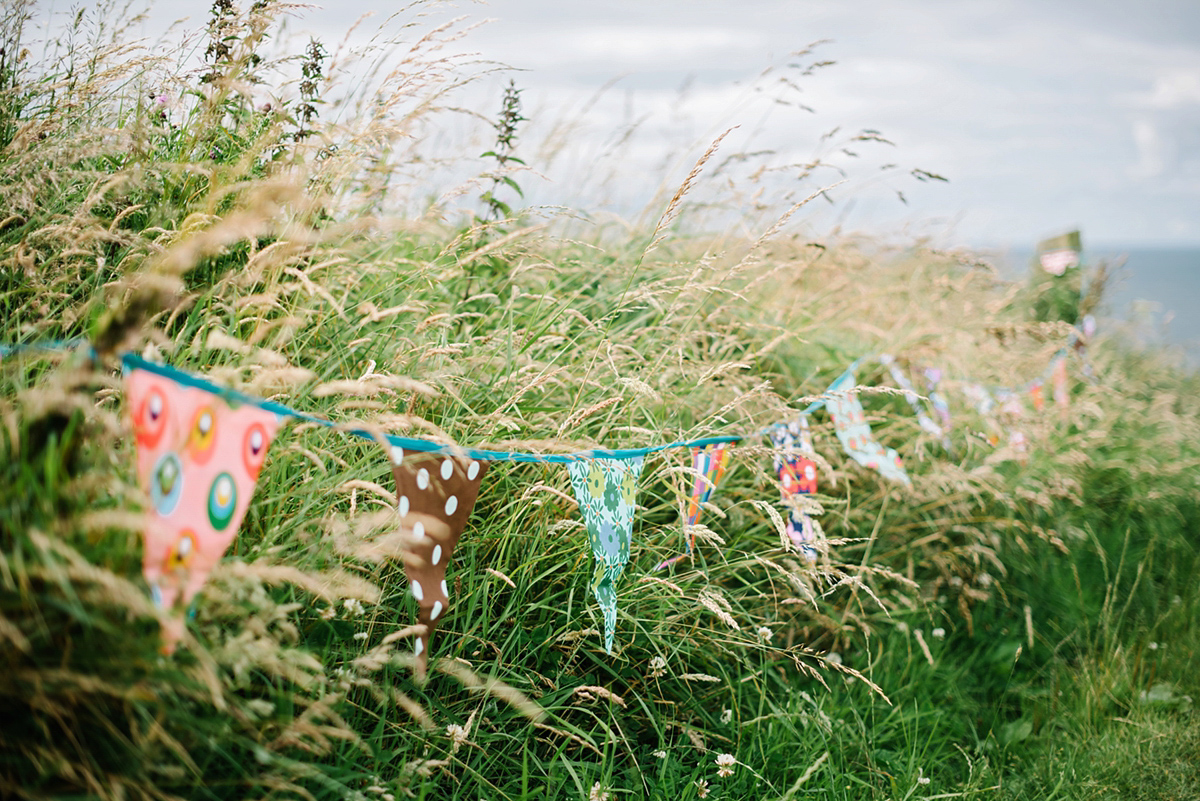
(0, 328), (1089, 661)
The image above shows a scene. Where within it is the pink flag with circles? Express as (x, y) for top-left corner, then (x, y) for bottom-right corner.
(126, 367), (281, 652)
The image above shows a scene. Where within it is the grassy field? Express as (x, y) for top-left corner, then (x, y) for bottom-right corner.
(1, 2), (1197, 799)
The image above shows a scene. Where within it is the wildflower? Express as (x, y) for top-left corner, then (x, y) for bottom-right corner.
(344, 598), (365, 616)
(446, 723), (469, 752)
(715, 753), (736, 778)
(756, 625), (773, 643)
(720, 708), (733, 724)
(648, 655), (667, 679)
(320, 606), (336, 620)
(695, 779), (711, 798)
(916, 767), (931, 786)
(827, 651), (843, 666)
(353, 631), (369, 641)
(1149, 642), (1159, 650)
(652, 750), (667, 759)
(932, 627), (946, 640)
(589, 782), (609, 801)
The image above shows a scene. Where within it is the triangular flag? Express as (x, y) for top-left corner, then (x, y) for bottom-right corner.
(964, 382), (1003, 446)
(1029, 379), (1046, 412)
(388, 446), (489, 679)
(126, 366), (281, 652)
(656, 443), (731, 569)
(567, 456), (643, 653)
(1051, 354), (1069, 421)
(924, 367), (952, 429)
(995, 389), (1029, 464)
(880, 354), (946, 443)
(769, 418), (820, 562)
(826, 371), (910, 485)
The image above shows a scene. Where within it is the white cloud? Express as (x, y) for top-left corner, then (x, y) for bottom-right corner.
(1136, 70), (1200, 109)
(1131, 119), (1169, 177)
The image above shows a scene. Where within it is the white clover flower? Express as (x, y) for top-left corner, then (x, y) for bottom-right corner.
(320, 606), (336, 620)
(344, 598), (365, 616)
(715, 753), (736, 778)
(588, 782), (609, 801)
(353, 631), (369, 641)
(720, 708), (733, 724)
(756, 625), (773, 643)
(932, 627), (946, 640)
(695, 779), (710, 798)
(652, 750), (667, 759)
(647, 655), (667, 679)
(827, 651), (843, 666)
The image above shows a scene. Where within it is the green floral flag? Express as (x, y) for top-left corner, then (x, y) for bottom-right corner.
(567, 456), (644, 653)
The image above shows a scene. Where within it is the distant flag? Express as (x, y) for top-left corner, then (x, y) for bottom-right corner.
(924, 367), (952, 429)
(964, 383), (1002, 446)
(769, 418), (821, 561)
(880, 354), (949, 447)
(1051, 354), (1070, 421)
(995, 389), (1029, 464)
(1037, 230), (1082, 276)
(1029, 379), (1046, 412)
(826, 371), (910, 485)
(657, 443), (732, 569)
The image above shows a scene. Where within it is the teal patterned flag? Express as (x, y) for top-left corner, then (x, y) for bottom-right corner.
(568, 456), (644, 653)
(826, 371), (910, 485)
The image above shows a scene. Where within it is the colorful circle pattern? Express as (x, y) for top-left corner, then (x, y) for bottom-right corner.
(151, 453), (183, 515)
(188, 406), (217, 463)
(167, 531), (195, 570)
(136, 387), (168, 447)
(207, 472), (237, 530)
(242, 423), (269, 477)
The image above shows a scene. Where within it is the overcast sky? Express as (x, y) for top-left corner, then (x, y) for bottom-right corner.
(36, 0), (1200, 248)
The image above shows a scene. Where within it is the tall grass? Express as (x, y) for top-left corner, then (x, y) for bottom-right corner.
(1, 2), (1197, 799)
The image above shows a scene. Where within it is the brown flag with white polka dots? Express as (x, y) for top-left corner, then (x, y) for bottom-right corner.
(388, 447), (489, 679)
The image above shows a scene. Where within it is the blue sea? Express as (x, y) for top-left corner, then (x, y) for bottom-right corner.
(996, 246), (1200, 366)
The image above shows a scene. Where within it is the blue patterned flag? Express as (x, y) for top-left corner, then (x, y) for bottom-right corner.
(826, 371), (910, 485)
(567, 457), (644, 653)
